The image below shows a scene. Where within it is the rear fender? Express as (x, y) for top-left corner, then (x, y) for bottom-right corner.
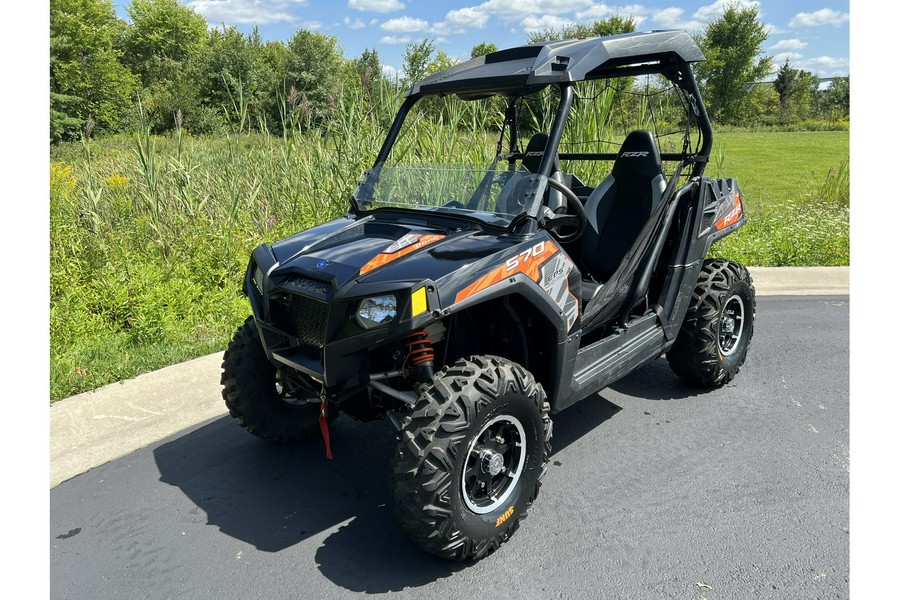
(696, 177), (745, 258)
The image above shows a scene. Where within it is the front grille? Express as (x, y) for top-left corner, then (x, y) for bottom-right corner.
(270, 292), (329, 348)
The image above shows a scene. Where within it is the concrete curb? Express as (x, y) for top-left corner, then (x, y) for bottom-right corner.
(50, 353), (227, 488)
(49, 266), (849, 488)
(748, 266), (849, 297)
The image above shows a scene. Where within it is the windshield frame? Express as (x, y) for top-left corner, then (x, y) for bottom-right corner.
(352, 84), (574, 230)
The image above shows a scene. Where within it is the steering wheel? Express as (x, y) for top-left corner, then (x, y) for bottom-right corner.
(543, 177), (587, 243)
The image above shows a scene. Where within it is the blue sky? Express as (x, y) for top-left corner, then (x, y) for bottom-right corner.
(121, 1), (849, 81)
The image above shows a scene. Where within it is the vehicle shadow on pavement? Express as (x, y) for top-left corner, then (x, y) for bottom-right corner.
(153, 389), (628, 592)
(550, 394), (622, 454)
(607, 357), (713, 401)
(154, 414), (464, 591)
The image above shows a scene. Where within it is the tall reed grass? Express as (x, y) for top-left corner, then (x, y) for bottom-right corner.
(49, 79), (850, 401)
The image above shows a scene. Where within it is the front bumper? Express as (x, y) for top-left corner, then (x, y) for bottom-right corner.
(244, 245), (441, 394)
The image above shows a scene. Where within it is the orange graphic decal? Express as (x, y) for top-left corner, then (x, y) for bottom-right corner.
(359, 234), (445, 275)
(455, 241), (559, 303)
(495, 506), (514, 527)
(715, 193), (743, 231)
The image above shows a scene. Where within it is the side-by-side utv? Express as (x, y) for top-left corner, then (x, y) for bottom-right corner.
(221, 29), (755, 561)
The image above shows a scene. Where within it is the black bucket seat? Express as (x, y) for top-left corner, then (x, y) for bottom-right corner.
(580, 130), (667, 284)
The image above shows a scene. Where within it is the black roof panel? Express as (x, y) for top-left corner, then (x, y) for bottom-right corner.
(408, 30), (705, 98)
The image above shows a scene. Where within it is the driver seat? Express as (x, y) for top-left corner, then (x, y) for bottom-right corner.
(580, 130), (666, 284)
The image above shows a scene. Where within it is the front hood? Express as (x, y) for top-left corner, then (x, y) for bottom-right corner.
(269, 216), (451, 290)
(266, 215), (520, 295)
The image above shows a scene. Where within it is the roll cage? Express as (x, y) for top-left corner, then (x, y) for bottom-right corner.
(364, 29), (713, 194)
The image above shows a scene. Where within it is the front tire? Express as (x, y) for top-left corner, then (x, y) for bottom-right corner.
(667, 259), (756, 386)
(389, 356), (551, 561)
(221, 317), (325, 442)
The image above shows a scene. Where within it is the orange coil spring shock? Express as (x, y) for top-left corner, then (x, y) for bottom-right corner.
(405, 330), (435, 366)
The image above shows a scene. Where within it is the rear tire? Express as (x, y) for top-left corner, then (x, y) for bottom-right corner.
(221, 317), (326, 442)
(667, 259), (756, 387)
(389, 356), (551, 561)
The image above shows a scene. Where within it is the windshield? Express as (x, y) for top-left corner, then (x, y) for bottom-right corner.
(354, 164), (545, 227)
(353, 94), (550, 227)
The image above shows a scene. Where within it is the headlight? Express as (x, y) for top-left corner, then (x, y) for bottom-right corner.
(251, 263), (265, 294)
(356, 295), (397, 329)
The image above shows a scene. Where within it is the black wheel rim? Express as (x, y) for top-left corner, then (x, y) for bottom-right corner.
(718, 294), (745, 357)
(461, 415), (526, 514)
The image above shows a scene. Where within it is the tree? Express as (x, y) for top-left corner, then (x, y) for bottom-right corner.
(470, 42), (498, 59)
(820, 76), (849, 121)
(526, 15), (636, 43)
(282, 30), (345, 123)
(791, 70), (819, 120)
(426, 50), (458, 76)
(771, 60), (818, 122)
(119, 0), (212, 132)
(120, 0), (208, 87)
(354, 48), (381, 81)
(50, 0), (136, 140)
(694, 3), (773, 125)
(197, 26), (275, 131)
(773, 60), (798, 107)
(747, 83), (780, 126)
(346, 47), (382, 92)
(401, 38), (436, 87)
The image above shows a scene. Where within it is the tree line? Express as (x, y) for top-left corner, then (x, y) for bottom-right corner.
(50, 0), (849, 142)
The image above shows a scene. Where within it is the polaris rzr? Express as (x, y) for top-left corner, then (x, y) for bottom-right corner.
(221, 29), (755, 561)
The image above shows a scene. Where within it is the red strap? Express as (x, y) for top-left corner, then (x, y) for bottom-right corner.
(319, 403), (333, 460)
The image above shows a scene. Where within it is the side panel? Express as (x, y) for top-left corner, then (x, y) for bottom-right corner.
(439, 235), (580, 342)
(552, 314), (667, 413)
(657, 176), (745, 346)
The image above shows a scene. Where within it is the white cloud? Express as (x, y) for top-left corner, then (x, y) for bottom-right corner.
(772, 52), (803, 64)
(653, 6), (683, 24)
(649, 1), (764, 32)
(693, 0), (759, 22)
(187, 0), (308, 25)
(576, 3), (615, 20)
(792, 55), (849, 77)
(790, 8), (849, 28)
(798, 56), (849, 69)
(521, 14), (577, 33)
(445, 7), (490, 29)
(771, 38), (807, 51)
(427, 0), (665, 37)
(651, 7), (703, 31)
(343, 17), (367, 29)
(764, 23), (789, 35)
(380, 16), (429, 32)
(440, 1), (592, 26)
(576, 3), (651, 23)
(379, 34), (412, 44)
(432, 7), (491, 36)
(349, 0), (405, 13)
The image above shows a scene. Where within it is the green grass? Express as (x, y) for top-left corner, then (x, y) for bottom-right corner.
(48, 112), (849, 402)
(709, 131), (849, 267)
(711, 131), (850, 209)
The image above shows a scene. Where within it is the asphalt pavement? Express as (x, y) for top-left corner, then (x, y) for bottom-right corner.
(49, 266), (849, 489)
(49, 291), (850, 599)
